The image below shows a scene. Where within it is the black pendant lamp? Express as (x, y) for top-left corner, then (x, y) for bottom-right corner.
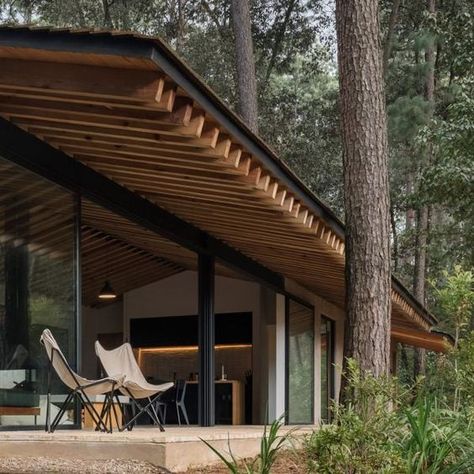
(98, 281), (117, 300)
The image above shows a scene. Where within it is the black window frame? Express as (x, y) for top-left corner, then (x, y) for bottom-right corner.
(320, 315), (335, 423)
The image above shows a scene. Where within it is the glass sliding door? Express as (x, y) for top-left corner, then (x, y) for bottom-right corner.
(286, 298), (314, 424)
(320, 316), (335, 423)
(0, 156), (78, 429)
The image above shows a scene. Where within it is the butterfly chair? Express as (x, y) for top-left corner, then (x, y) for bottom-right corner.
(95, 341), (173, 431)
(40, 329), (125, 433)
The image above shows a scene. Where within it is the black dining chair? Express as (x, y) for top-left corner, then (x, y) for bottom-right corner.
(157, 379), (189, 425)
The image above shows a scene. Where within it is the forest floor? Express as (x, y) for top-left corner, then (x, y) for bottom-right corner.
(183, 449), (307, 473)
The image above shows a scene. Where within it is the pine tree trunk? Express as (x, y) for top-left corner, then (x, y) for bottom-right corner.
(383, 0), (401, 75)
(406, 175), (415, 230)
(391, 203), (399, 273)
(336, 0), (391, 379)
(413, 206), (428, 376)
(176, 0), (186, 53)
(231, 0), (259, 133)
(413, 0), (436, 379)
(102, 0), (113, 28)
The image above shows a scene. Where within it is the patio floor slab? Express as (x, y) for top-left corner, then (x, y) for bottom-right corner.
(0, 425), (314, 472)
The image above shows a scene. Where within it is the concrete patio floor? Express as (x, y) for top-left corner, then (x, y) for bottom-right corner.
(0, 425), (315, 472)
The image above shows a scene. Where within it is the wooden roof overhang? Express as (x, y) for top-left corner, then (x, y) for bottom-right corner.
(0, 26), (444, 347)
(392, 329), (454, 353)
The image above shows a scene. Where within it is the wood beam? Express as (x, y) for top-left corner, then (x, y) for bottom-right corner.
(0, 58), (168, 107)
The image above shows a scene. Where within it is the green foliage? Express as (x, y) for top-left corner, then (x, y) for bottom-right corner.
(432, 266), (474, 345)
(402, 397), (474, 474)
(201, 416), (293, 474)
(424, 267), (474, 409)
(259, 55), (343, 215)
(307, 361), (474, 474)
(306, 359), (406, 474)
(427, 332), (474, 411)
(420, 84), (474, 264)
(388, 96), (431, 144)
(383, 0), (474, 302)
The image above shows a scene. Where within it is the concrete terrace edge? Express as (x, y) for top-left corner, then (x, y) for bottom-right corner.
(0, 427), (313, 472)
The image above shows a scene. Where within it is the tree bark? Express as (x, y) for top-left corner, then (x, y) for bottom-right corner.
(336, 0), (392, 380)
(413, 0), (436, 379)
(176, 0), (187, 53)
(102, 0), (113, 28)
(413, 205), (428, 376)
(201, 0), (228, 41)
(231, 0), (259, 133)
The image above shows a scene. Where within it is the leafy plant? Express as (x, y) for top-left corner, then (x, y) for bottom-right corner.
(433, 266), (474, 348)
(306, 359), (406, 473)
(402, 397), (474, 474)
(201, 416), (293, 473)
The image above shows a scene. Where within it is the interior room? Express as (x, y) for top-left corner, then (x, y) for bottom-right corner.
(80, 198), (275, 427)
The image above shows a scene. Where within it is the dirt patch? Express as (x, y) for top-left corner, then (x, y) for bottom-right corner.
(182, 449), (307, 473)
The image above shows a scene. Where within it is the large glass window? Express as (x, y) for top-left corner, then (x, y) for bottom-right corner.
(286, 298), (314, 424)
(320, 316), (335, 423)
(0, 157), (78, 429)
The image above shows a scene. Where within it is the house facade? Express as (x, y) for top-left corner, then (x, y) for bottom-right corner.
(0, 26), (450, 430)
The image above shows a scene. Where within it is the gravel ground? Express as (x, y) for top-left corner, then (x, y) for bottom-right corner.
(0, 450), (307, 473)
(0, 457), (170, 473)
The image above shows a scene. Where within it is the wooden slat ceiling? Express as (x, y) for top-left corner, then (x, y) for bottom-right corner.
(0, 29), (434, 333)
(81, 200), (243, 305)
(81, 225), (184, 306)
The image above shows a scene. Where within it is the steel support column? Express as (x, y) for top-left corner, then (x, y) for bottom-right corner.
(198, 253), (215, 427)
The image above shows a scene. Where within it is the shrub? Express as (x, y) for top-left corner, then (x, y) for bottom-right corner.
(401, 397), (474, 474)
(306, 360), (474, 474)
(306, 359), (406, 473)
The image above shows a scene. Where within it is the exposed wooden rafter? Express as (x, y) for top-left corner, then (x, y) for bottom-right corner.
(0, 26), (438, 334)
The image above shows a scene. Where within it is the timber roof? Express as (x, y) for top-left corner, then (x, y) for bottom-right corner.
(0, 25), (443, 344)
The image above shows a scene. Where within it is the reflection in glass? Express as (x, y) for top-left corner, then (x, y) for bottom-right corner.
(287, 299), (314, 424)
(0, 157), (77, 428)
(320, 316), (335, 423)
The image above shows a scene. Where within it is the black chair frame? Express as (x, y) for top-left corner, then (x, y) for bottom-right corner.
(118, 389), (165, 432)
(157, 380), (189, 426)
(44, 347), (117, 433)
(96, 356), (168, 432)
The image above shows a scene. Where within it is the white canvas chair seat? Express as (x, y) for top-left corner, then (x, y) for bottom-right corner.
(40, 329), (125, 433)
(95, 341), (173, 431)
(122, 379), (174, 400)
